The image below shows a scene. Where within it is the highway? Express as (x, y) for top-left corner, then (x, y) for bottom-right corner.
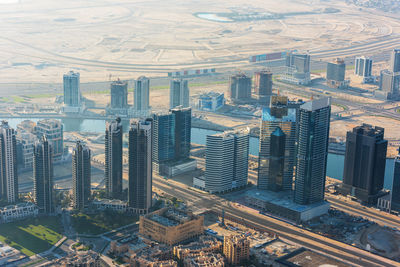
(152, 175), (400, 267)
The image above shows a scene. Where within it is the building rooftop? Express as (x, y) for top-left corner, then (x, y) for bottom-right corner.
(300, 97), (331, 112)
(245, 189), (329, 213)
(262, 107), (296, 122)
(0, 202), (36, 212)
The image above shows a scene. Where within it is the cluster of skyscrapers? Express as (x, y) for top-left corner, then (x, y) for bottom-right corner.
(257, 96), (331, 205)
(379, 49), (400, 100)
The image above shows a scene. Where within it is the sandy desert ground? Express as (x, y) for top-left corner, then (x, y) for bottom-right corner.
(0, 0), (399, 83)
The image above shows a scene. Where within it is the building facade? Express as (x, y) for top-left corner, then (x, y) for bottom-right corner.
(197, 92), (225, 112)
(0, 202), (38, 223)
(105, 118), (123, 199)
(171, 107), (191, 161)
(340, 124), (387, 204)
(139, 208), (204, 246)
(33, 137), (54, 214)
(294, 98), (331, 205)
(258, 96), (296, 191)
(205, 129), (249, 193)
(110, 79), (128, 109)
(229, 74), (252, 102)
(16, 132), (37, 169)
(281, 53), (311, 85)
(391, 147), (400, 212)
(355, 56), (372, 77)
(134, 76), (150, 112)
(129, 119), (153, 214)
(223, 235), (250, 266)
(72, 141), (91, 210)
(0, 121), (18, 203)
(63, 71), (81, 107)
(379, 70), (400, 100)
(326, 58), (348, 88)
(170, 79), (189, 109)
(152, 113), (176, 166)
(254, 71), (273, 97)
(35, 119), (63, 161)
(390, 49), (400, 73)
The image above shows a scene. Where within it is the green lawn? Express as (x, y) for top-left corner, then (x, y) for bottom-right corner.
(0, 216), (63, 256)
(71, 211), (138, 235)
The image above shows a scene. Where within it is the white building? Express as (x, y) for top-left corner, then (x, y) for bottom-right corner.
(0, 202), (38, 223)
(0, 121), (18, 203)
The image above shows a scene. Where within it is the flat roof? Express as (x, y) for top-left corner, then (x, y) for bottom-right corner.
(277, 248), (350, 267)
(245, 189), (329, 213)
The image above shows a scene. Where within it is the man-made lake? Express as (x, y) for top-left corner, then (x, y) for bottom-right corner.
(4, 117), (395, 190)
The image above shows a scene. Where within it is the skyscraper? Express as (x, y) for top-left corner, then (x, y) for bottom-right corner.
(0, 121), (18, 203)
(170, 107), (191, 161)
(229, 74), (252, 102)
(63, 71), (80, 107)
(128, 119), (153, 214)
(152, 112), (176, 171)
(294, 97), (331, 205)
(134, 76), (150, 112)
(35, 119), (64, 162)
(326, 58), (347, 88)
(205, 129), (249, 193)
(33, 136), (54, 214)
(110, 79), (128, 109)
(391, 147), (400, 212)
(170, 79), (189, 109)
(105, 118), (123, 199)
(379, 69), (400, 100)
(254, 71), (273, 97)
(258, 96), (297, 191)
(355, 56), (372, 77)
(72, 141), (91, 210)
(390, 49), (400, 73)
(282, 53), (311, 85)
(340, 124), (387, 204)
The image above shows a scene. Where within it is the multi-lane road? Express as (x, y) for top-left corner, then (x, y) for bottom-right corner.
(152, 175), (400, 267)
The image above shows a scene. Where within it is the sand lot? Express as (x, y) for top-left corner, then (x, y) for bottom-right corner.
(0, 0), (399, 83)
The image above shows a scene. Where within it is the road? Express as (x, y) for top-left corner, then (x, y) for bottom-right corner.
(152, 175), (399, 267)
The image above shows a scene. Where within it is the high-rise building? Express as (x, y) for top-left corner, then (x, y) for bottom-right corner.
(281, 53), (311, 85)
(63, 71), (81, 107)
(379, 70), (400, 100)
(340, 124), (387, 204)
(258, 96), (296, 191)
(170, 79), (189, 109)
(223, 235), (250, 266)
(229, 74), (252, 102)
(0, 121), (18, 203)
(326, 58), (348, 88)
(391, 147), (400, 212)
(254, 71), (273, 97)
(110, 79), (128, 109)
(16, 131), (37, 170)
(105, 118), (123, 199)
(355, 56), (372, 77)
(33, 136), (54, 214)
(72, 141), (91, 210)
(294, 98), (331, 205)
(204, 129), (249, 193)
(128, 119), (153, 214)
(152, 113), (176, 167)
(134, 76), (150, 112)
(35, 119), (63, 161)
(171, 107), (191, 161)
(390, 49), (400, 73)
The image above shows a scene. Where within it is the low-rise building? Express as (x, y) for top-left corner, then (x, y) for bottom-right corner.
(223, 235), (250, 265)
(183, 252), (225, 267)
(139, 207), (204, 246)
(173, 236), (222, 260)
(0, 202), (38, 223)
(91, 199), (127, 213)
(197, 92), (225, 112)
(50, 250), (105, 267)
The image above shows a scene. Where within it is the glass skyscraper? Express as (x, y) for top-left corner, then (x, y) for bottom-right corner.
(63, 71), (80, 107)
(105, 118), (123, 199)
(134, 76), (150, 112)
(152, 113), (176, 165)
(170, 79), (189, 109)
(258, 96), (296, 191)
(294, 97), (331, 205)
(72, 141), (91, 210)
